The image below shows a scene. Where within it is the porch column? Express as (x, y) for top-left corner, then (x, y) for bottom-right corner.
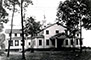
(55, 39), (57, 48)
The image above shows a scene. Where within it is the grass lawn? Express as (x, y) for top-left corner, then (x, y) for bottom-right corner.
(2, 50), (91, 60)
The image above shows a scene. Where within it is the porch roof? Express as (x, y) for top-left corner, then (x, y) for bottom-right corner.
(7, 37), (31, 40)
(5, 29), (22, 34)
(50, 33), (66, 40)
(32, 35), (44, 39)
(7, 37), (22, 40)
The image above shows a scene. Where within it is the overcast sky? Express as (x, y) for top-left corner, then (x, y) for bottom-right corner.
(4, 0), (91, 47)
(4, 0), (65, 29)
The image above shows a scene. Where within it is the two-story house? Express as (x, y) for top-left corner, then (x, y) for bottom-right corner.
(5, 23), (81, 51)
(32, 23), (81, 49)
(5, 29), (31, 51)
(32, 23), (65, 49)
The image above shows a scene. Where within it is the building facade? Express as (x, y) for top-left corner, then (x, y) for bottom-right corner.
(5, 23), (81, 51)
(32, 23), (81, 49)
(33, 23), (81, 49)
(5, 29), (31, 51)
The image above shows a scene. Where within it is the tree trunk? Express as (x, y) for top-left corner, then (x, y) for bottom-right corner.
(21, 0), (26, 60)
(31, 39), (34, 53)
(7, 3), (15, 57)
(80, 25), (82, 52)
(80, 18), (82, 53)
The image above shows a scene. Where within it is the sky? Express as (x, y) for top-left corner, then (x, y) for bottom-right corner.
(3, 0), (91, 47)
(4, 0), (65, 29)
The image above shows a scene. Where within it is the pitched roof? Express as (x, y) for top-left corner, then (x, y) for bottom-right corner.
(41, 22), (66, 31)
(42, 23), (57, 30)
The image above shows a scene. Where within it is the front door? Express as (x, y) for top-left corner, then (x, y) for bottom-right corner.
(57, 39), (64, 49)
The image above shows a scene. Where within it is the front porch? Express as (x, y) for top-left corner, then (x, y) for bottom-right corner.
(50, 33), (66, 49)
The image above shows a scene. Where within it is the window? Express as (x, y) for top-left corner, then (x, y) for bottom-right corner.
(65, 40), (68, 45)
(46, 39), (49, 45)
(77, 33), (79, 36)
(9, 40), (13, 46)
(15, 33), (17, 36)
(76, 39), (78, 45)
(20, 33), (22, 37)
(29, 42), (31, 45)
(46, 30), (49, 34)
(39, 40), (42, 46)
(56, 30), (59, 34)
(71, 40), (73, 45)
(15, 40), (19, 46)
(21, 40), (25, 46)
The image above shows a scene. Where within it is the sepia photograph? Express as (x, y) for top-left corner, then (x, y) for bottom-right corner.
(0, 0), (91, 60)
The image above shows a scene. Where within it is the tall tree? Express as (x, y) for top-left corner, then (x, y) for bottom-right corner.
(4, 0), (20, 57)
(56, 0), (91, 52)
(3, 0), (33, 59)
(24, 17), (41, 52)
(20, 0), (33, 59)
(0, 0), (8, 56)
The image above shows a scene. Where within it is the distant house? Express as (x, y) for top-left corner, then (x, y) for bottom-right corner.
(5, 23), (81, 51)
(5, 29), (31, 51)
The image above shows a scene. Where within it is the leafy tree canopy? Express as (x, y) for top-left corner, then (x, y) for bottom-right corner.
(0, 1), (8, 32)
(24, 17), (41, 37)
(57, 0), (91, 30)
(3, 0), (33, 11)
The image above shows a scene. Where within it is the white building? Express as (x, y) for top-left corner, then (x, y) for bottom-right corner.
(32, 23), (81, 49)
(5, 29), (31, 51)
(33, 23), (65, 49)
(5, 23), (81, 51)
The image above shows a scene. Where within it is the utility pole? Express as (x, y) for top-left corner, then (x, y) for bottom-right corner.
(21, 0), (26, 60)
